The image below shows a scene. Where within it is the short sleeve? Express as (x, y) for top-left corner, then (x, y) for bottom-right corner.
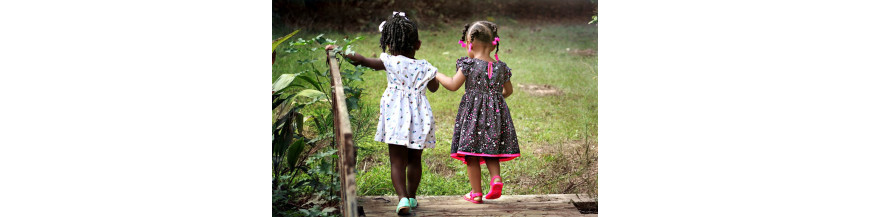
(455, 57), (474, 76)
(424, 63), (438, 80)
(379, 53), (393, 71)
(504, 63), (512, 82)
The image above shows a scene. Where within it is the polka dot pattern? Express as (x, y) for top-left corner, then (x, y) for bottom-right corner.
(373, 53), (438, 149)
(450, 57), (520, 163)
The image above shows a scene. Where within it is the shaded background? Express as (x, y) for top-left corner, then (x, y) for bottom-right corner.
(273, 0), (597, 31)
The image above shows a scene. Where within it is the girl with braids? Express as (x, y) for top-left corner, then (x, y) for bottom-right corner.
(327, 11), (438, 215)
(434, 21), (519, 204)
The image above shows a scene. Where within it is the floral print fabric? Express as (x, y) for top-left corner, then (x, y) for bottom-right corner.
(450, 57), (520, 164)
(374, 53), (438, 149)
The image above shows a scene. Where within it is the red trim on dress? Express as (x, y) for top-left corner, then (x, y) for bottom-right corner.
(450, 152), (520, 165)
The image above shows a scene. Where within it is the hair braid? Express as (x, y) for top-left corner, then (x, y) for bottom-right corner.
(482, 21), (500, 60)
(379, 13), (418, 56)
(460, 23), (471, 43)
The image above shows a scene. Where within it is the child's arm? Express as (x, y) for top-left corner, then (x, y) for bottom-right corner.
(502, 80), (513, 98)
(325, 45), (385, 70)
(427, 79), (439, 92)
(435, 69), (466, 91)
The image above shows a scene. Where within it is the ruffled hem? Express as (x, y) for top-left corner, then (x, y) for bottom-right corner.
(450, 152), (520, 164)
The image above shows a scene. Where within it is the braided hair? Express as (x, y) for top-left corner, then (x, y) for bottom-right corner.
(460, 21), (500, 59)
(380, 13), (419, 56)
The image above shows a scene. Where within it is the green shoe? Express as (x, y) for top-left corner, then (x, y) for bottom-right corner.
(396, 197), (411, 215)
(409, 198), (418, 208)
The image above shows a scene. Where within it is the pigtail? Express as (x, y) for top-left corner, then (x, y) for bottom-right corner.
(460, 23), (471, 42)
(485, 22), (500, 61)
(493, 24), (500, 61)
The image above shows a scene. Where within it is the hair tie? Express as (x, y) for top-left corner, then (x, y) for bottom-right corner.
(380, 11), (408, 32)
(392, 11), (408, 20)
(495, 53), (499, 61)
(459, 40), (466, 48)
(492, 37), (500, 45)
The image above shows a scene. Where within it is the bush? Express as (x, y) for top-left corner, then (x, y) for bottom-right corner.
(272, 31), (376, 217)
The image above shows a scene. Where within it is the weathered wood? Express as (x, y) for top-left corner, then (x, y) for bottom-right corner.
(360, 194), (596, 216)
(327, 50), (358, 217)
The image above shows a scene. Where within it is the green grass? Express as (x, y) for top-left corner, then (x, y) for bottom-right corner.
(274, 21), (597, 197)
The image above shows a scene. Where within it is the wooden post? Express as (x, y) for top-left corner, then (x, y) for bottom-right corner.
(326, 50), (359, 217)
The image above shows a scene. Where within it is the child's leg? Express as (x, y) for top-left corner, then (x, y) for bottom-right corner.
(465, 156), (483, 194)
(484, 157), (501, 182)
(388, 144), (409, 198)
(406, 148), (423, 198)
(483, 157), (504, 199)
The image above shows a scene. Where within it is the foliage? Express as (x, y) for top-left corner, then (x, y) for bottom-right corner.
(272, 31), (376, 217)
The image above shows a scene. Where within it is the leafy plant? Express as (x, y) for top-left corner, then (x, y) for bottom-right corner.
(272, 31), (376, 217)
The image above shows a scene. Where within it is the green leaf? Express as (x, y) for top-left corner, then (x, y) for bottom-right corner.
(313, 34), (326, 44)
(343, 44), (356, 56)
(293, 89), (326, 105)
(344, 68), (363, 81)
(284, 139), (306, 171)
(296, 112), (304, 135)
(295, 75), (323, 92)
(321, 207), (336, 213)
(346, 97), (359, 111)
(272, 73), (300, 93)
(272, 29), (300, 52)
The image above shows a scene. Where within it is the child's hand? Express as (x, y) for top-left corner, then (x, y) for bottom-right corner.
(325, 45), (336, 51)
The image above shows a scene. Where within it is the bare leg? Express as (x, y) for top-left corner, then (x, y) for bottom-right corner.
(484, 157), (501, 182)
(406, 148), (423, 198)
(466, 156), (483, 196)
(388, 144), (409, 199)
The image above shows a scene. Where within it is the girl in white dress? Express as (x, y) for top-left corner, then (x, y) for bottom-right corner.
(327, 11), (438, 215)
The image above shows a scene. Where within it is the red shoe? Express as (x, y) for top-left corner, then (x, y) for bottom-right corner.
(485, 176), (503, 199)
(464, 191), (483, 204)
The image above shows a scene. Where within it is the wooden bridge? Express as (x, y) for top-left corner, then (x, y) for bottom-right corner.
(326, 51), (597, 216)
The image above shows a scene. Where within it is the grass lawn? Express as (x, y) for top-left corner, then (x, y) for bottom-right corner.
(274, 20), (597, 197)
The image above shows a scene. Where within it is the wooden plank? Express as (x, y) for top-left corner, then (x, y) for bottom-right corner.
(360, 194), (595, 216)
(327, 50), (358, 217)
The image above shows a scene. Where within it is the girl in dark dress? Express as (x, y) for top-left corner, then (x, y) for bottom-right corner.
(434, 21), (519, 204)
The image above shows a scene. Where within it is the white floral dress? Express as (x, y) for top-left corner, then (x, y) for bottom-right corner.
(373, 53), (438, 149)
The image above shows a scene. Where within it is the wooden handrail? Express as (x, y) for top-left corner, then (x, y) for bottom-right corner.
(326, 50), (359, 217)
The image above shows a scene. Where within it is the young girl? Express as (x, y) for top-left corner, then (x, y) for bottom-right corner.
(434, 21), (520, 204)
(327, 11), (439, 215)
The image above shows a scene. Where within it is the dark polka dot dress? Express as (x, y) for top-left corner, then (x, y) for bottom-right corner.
(450, 57), (520, 164)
